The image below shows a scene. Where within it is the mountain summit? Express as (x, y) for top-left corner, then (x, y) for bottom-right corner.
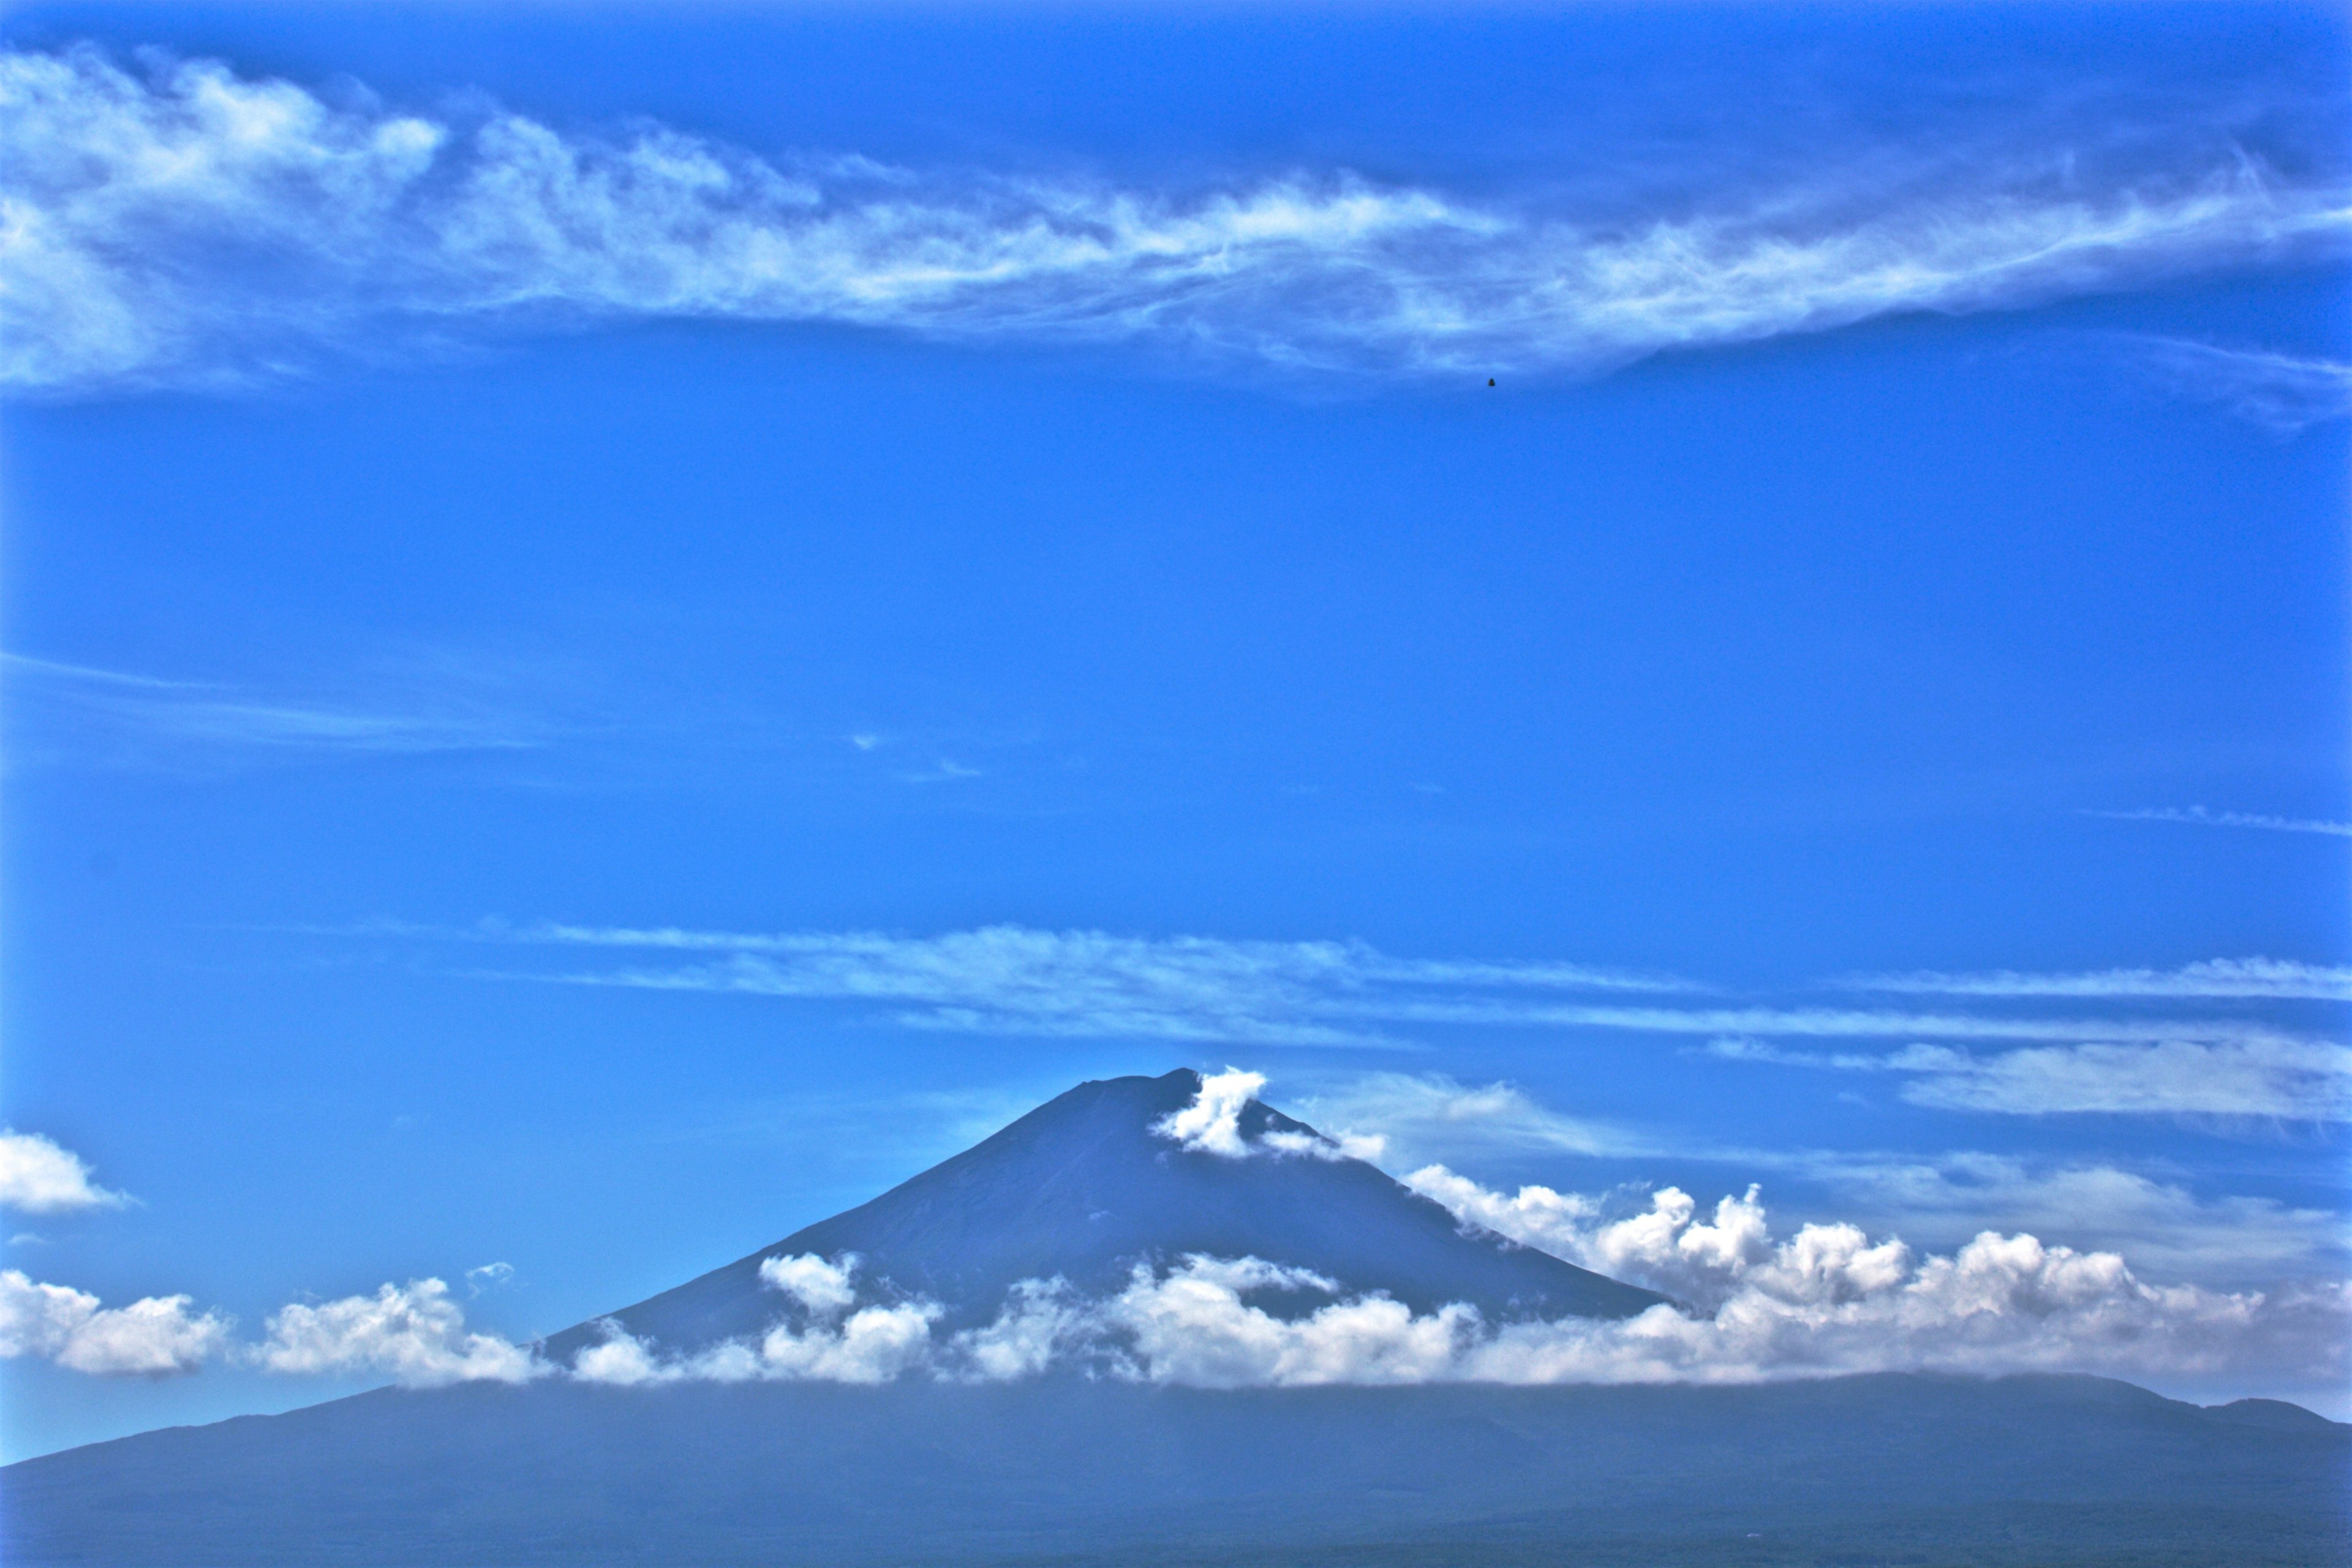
(543, 1069), (1663, 1365)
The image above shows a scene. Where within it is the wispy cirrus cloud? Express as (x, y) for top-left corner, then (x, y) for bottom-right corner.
(2, 652), (550, 764)
(1849, 957), (2352, 1002)
(317, 919), (2338, 1069)
(1709, 1037), (2352, 1121)
(1289, 1071), (1653, 1161)
(426, 921), (1693, 1049)
(6, 46), (2346, 394)
(2105, 334), (2352, 431)
(2084, 805), (2352, 839)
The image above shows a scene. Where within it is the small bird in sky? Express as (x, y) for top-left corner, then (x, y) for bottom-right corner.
(1488, 378), (1496, 386)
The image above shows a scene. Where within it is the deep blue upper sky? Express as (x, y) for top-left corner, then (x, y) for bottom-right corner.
(1, 1), (2346, 1455)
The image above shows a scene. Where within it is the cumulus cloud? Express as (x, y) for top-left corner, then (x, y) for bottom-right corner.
(546, 1205), (2345, 1398)
(946, 1226), (2346, 1394)
(1385, 1171), (2346, 1389)
(1150, 1069), (1385, 1161)
(1102, 1256), (1476, 1387)
(6, 46), (2346, 393)
(573, 1253), (940, 1386)
(1771, 1151), (2350, 1286)
(1154, 1068), (1265, 1156)
(1710, 1036), (2352, 1120)
(0, 1268), (230, 1374)
(0, 1129), (128, 1213)
(254, 1278), (541, 1386)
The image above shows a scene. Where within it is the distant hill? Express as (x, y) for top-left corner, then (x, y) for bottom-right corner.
(543, 1068), (1663, 1363)
(6, 1373), (2344, 1566)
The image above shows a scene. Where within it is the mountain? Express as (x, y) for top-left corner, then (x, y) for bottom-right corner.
(542, 1068), (1663, 1363)
(5, 1069), (2346, 1567)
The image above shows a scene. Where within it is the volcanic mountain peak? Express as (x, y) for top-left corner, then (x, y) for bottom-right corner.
(541, 1069), (1664, 1365)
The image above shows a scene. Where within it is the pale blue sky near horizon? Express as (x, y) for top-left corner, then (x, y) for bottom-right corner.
(1, 0), (2347, 1457)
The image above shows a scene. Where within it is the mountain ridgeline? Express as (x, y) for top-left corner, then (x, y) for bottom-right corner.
(543, 1068), (1664, 1365)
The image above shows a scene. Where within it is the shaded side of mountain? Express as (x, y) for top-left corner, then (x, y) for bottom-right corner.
(4, 1373), (2345, 1568)
(542, 1069), (1664, 1363)
(2204, 1395), (2343, 1433)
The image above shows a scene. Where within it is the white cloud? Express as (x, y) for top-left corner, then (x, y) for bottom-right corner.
(1153, 1068), (1265, 1157)
(3, 652), (546, 760)
(1101, 1256), (1475, 1388)
(466, 922), (1685, 1047)
(1384, 1172), (2347, 1390)
(254, 1278), (542, 1386)
(539, 1196), (2345, 1399)
(370, 919), (2340, 1060)
(7, 47), (2346, 394)
(1150, 1069), (1386, 1162)
(2084, 805), (2352, 839)
(1711, 1036), (2352, 1120)
(464, 1261), (515, 1295)
(756, 1251), (859, 1316)
(1290, 1072), (1646, 1164)
(948, 1278), (1085, 1382)
(1768, 1151), (2350, 1286)
(1850, 957), (2352, 1001)
(575, 1252), (940, 1386)
(0, 1269), (229, 1374)
(941, 1227), (2348, 1394)
(0, 1129), (128, 1213)
(2105, 336), (2352, 431)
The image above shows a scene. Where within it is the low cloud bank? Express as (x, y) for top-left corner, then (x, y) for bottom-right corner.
(7, 46), (2345, 393)
(570, 1213), (2347, 1395)
(10, 1207), (2339, 1396)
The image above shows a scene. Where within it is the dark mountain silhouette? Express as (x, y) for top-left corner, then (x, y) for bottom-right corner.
(542, 1068), (1663, 1363)
(6, 1374), (2343, 1566)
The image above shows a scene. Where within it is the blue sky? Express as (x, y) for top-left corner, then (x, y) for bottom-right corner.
(1, 1), (2346, 1456)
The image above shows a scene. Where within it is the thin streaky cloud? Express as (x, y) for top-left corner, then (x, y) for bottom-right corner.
(0, 652), (204, 691)
(6, 651), (549, 758)
(1847, 957), (2352, 1002)
(501, 921), (1694, 993)
(325, 921), (2323, 1056)
(2104, 334), (2352, 431)
(6, 47), (2349, 393)
(2084, 806), (2352, 839)
(1709, 1036), (2352, 1121)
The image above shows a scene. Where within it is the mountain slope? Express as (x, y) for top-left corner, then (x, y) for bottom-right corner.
(543, 1068), (1664, 1363)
